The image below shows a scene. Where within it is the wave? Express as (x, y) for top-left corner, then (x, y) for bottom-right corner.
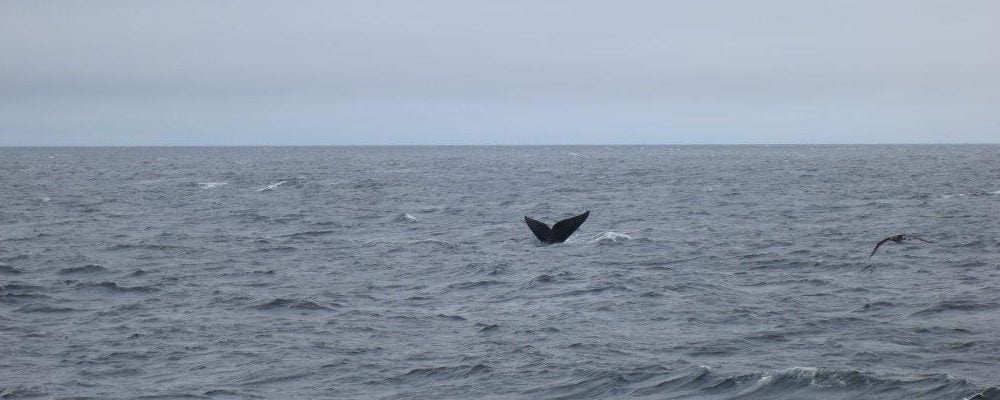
(281, 230), (336, 239)
(523, 274), (556, 287)
(524, 365), (993, 399)
(736, 368), (984, 400)
(75, 281), (158, 294)
(349, 177), (385, 189)
(746, 258), (829, 270)
(58, 264), (108, 274)
(0, 264), (24, 274)
(0, 254), (30, 263)
(526, 365), (681, 399)
(445, 280), (506, 291)
(436, 314), (467, 321)
(1, 233), (54, 242)
(951, 240), (985, 248)
(254, 298), (337, 311)
(0, 386), (49, 399)
(444, 280), (505, 292)
(95, 302), (145, 316)
(409, 239), (459, 248)
(0, 283), (46, 293)
(744, 278), (831, 287)
(557, 284), (632, 297)
(968, 387), (1000, 400)
(15, 304), (81, 313)
(105, 243), (188, 252)
(941, 190), (1000, 199)
(202, 389), (259, 398)
(387, 364), (491, 383)
(79, 367), (143, 378)
(240, 370), (316, 386)
(855, 300), (900, 312)
(951, 260), (989, 268)
(912, 299), (1000, 316)
(250, 245), (299, 253)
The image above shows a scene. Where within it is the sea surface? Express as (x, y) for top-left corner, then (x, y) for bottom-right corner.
(1, 145), (999, 399)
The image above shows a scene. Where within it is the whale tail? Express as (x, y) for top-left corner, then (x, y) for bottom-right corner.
(524, 211), (590, 243)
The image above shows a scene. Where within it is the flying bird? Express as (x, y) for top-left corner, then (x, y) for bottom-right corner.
(524, 211), (589, 244)
(869, 234), (936, 257)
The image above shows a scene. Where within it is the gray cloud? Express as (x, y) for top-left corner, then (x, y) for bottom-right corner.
(2, 0), (998, 145)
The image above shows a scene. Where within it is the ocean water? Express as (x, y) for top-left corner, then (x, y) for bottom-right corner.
(1, 145), (999, 400)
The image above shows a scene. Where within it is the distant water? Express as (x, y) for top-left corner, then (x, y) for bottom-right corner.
(1, 145), (999, 399)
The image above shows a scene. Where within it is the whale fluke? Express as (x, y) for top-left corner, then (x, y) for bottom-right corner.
(869, 234), (936, 257)
(524, 211), (589, 244)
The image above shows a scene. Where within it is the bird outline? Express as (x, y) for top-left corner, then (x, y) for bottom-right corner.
(869, 234), (936, 257)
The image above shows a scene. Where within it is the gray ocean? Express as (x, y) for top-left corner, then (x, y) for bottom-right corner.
(2, 145), (999, 400)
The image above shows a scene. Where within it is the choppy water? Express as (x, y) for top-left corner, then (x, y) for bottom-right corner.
(1, 145), (999, 399)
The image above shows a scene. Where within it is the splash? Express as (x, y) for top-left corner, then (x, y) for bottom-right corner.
(589, 232), (633, 244)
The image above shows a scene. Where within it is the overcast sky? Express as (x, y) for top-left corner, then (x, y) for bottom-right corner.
(1, 1), (998, 145)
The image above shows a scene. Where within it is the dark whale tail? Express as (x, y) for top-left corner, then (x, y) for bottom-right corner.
(524, 211), (589, 243)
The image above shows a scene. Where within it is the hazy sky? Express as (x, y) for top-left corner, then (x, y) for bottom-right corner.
(2, 1), (998, 145)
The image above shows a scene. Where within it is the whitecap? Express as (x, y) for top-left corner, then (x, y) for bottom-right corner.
(943, 190), (1000, 198)
(257, 181), (287, 191)
(745, 367), (818, 395)
(783, 366), (819, 379)
(198, 182), (228, 189)
(394, 212), (418, 222)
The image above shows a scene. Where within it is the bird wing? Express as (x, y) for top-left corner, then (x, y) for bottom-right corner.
(524, 216), (551, 243)
(869, 237), (893, 257)
(907, 235), (936, 243)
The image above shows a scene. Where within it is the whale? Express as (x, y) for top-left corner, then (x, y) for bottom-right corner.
(524, 211), (589, 244)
